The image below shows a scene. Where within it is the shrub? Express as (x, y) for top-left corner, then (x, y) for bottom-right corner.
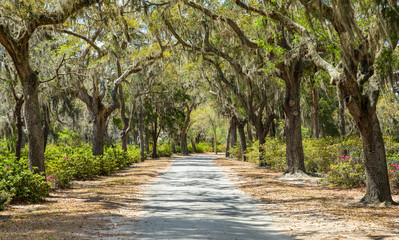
(245, 140), (260, 163)
(157, 143), (173, 157)
(46, 144), (141, 188)
(230, 143), (242, 160)
(0, 190), (12, 210)
(261, 138), (286, 170)
(388, 162), (399, 194)
(324, 155), (365, 188)
(303, 138), (338, 173)
(0, 158), (50, 204)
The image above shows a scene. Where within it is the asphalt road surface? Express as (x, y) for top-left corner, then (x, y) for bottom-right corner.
(133, 154), (292, 240)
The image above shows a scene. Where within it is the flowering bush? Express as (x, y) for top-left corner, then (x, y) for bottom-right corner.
(324, 154), (366, 188)
(0, 156), (50, 206)
(388, 162), (399, 194)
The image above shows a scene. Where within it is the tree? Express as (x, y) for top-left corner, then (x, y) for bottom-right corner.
(0, 0), (101, 173)
(234, 0), (398, 204)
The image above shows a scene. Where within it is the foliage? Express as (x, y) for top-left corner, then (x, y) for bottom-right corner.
(0, 156), (50, 206)
(262, 138), (286, 170)
(45, 144), (141, 188)
(240, 136), (399, 190)
(157, 143), (173, 157)
(324, 155), (365, 188)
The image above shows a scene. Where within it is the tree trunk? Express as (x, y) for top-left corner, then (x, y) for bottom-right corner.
(191, 138), (197, 153)
(337, 89), (346, 139)
(237, 120), (247, 161)
(14, 96), (24, 161)
(230, 117), (237, 148)
(22, 73), (45, 174)
(138, 101), (145, 161)
(145, 133), (150, 153)
(180, 132), (189, 155)
(151, 132), (158, 159)
(345, 93), (394, 204)
(282, 62), (306, 174)
(151, 119), (159, 159)
(310, 78), (320, 139)
(121, 134), (128, 152)
(92, 114), (106, 156)
(247, 122), (253, 142)
(225, 118), (232, 157)
(258, 134), (267, 167)
(172, 141), (177, 153)
(42, 104), (50, 152)
(214, 130), (218, 154)
(269, 118), (276, 137)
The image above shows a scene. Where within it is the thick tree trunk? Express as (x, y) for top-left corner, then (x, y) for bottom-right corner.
(310, 78), (320, 139)
(14, 97), (24, 161)
(180, 132), (189, 155)
(237, 120), (247, 161)
(282, 63), (306, 174)
(23, 73), (45, 174)
(121, 134), (128, 152)
(92, 114), (106, 156)
(345, 95), (394, 204)
(138, 101), (145, 161)
(357, 115), (393, 204)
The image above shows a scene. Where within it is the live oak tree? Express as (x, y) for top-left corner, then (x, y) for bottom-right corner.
(235, 0), (398, 204)
(0, 0), (102, 173)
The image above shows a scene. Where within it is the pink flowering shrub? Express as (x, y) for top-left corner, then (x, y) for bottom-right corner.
(388, 162), (399, 194)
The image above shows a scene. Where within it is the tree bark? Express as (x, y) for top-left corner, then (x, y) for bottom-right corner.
(171, 141), (177, 153)
(337, 89), (346, 140)
(282, 62), (306, 174)
(237, 119), (247, 161)
(345, 92), (394, 204)
(92, 114), (106, 156)
(190, 138), (197, 153)
(247, 122), (253, 142)
(145, 133), (150, 153)
(180, 132), (189, 155)
(14, 96), (24, 161)
(225, 117), (232, 157)
(42, 104), (50, 152)
(151, 117), (159, 159)
(310, 78), (320, 139)
(23, 72), (46, 174)
(138, 100), (145, 161)
(230, 117), (237, 148)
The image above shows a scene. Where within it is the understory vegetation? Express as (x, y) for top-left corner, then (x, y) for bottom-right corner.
(238, 136), (399, 193)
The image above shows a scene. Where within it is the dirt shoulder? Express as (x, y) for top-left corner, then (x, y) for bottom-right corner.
(0, 157), (173, 240)
(214, 157), (399, 240)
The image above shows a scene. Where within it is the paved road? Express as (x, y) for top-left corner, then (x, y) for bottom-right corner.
(133, 154), (292, 240)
